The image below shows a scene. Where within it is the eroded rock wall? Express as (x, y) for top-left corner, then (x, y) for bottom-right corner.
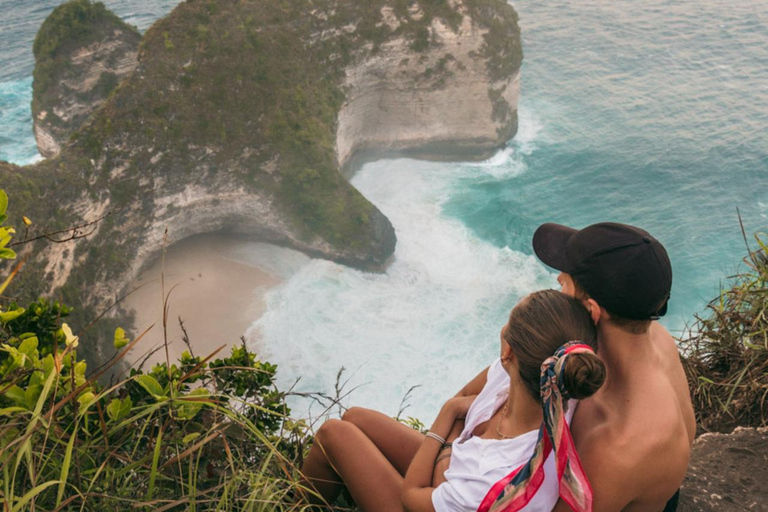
(338, 8), (520, 173)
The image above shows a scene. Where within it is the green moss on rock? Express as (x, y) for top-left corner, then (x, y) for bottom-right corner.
(33, 0), (140, 116)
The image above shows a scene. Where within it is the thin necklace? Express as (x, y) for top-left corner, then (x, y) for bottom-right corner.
(495, 403), (518, 440)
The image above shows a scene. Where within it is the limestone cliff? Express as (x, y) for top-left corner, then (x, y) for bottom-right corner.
(0, 0), (522, 359)
(32, 0), (141, 158)
(337, 2), (521, 173)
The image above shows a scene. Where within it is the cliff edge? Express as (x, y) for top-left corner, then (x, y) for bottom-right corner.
(1, 0), (522, 356)
(679, 427), (768, 511)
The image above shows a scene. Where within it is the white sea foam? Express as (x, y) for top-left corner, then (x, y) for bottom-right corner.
(246, 157), (554, 423)
(513, 105), (545, 154)
(469, 105), (544, 179)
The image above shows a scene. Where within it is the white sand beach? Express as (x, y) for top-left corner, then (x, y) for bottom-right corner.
(123, 234), (280, 368)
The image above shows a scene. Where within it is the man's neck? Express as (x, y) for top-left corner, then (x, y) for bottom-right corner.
(596, 321), (656, 389)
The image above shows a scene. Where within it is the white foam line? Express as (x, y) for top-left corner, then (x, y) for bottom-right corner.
(248, 158), (553, 423)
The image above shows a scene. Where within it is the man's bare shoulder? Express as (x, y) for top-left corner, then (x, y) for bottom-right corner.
(565, 422), (639, 511)
(650, 320), (697, 443)
(572, 404), (688, 510)
(650, 321), (680, 356)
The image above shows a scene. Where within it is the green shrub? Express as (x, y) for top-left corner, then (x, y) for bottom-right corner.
(0, 190), (318, 510)
(32, 0), (140, 114)
(680, 232), (768, 433)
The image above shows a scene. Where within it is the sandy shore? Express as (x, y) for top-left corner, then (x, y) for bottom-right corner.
(123, 234), (280, 368)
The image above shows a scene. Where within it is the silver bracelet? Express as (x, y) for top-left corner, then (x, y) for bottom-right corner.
(425, 431), (446, 445)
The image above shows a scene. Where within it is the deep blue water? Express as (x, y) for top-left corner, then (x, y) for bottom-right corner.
(1, 0), (767, 418)
(444, 0), (768, 330)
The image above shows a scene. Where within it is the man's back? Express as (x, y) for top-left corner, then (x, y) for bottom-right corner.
(564, 322), (695, 511)
(532, 221), (695, 511)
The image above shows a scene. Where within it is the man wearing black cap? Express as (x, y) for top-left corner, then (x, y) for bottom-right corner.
(533, 222), (695, 512)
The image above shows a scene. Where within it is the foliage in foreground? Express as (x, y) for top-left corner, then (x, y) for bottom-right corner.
(0, 318), (313, 511)
(0, 191), (319, 511)
(680, 232), (768, 433)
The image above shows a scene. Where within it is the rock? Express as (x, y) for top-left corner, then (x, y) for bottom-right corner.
(0, 0), (522, 362)
(337, 4), (521, 174)
(678, 427), (768, 512)
(32, 0), (141, 158)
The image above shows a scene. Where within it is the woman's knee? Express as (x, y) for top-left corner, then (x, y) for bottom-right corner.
(315, 418), (356, 454)
(341, 406), (371, 426)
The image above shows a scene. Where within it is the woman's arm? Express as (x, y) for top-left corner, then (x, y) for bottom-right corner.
(431, 419), (464, 487)
(402, 396), (475, 512)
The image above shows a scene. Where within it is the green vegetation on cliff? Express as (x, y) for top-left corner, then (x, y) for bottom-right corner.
(73, 0), (521, 246)
(681, 233), (768, 433)
(32, 0), (140, 117)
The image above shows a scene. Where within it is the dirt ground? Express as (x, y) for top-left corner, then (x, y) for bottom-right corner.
(678, 426), (768, 511)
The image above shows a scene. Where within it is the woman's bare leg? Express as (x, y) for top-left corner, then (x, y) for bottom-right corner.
(341, 407), (464, 481)
(340, 408), (425, 475)
(300, 418), (405, 511)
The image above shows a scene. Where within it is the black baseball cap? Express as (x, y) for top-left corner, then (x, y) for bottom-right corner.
(532, 222), (672, 320)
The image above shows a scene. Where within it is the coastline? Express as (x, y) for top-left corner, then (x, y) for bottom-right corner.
(124, 234), (280, 368)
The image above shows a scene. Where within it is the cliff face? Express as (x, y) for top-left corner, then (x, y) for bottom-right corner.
(337, 2), (521, 173)
(0, 0), (522, 355)
(32, 0), (141, 158)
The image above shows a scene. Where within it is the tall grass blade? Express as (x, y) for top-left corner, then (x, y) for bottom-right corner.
(148, 426), (164, 499)
(56, 419), (78, 507)
(11, 480), (60, 512)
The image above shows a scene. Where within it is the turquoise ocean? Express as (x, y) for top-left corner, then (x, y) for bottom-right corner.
(1, 0), (766, 421)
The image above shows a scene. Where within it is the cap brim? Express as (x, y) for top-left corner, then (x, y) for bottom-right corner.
(653, 298), (669, 319)
(532, 223), (577, 272)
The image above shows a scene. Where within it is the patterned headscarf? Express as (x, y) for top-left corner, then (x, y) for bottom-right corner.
(477, 341), (595, 512)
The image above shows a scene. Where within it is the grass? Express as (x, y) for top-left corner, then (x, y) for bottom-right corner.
(0, 258), (346, 511)
(679, 227), (768, 433)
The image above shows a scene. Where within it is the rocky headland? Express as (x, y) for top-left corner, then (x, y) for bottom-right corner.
(32, 0), (141, 158)
(0, 0), (522, 358)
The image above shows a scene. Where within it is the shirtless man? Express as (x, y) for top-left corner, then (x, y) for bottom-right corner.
(531, 222), (696, 511)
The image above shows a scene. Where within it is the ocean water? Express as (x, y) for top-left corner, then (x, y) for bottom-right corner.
(1, 0), (767, 421)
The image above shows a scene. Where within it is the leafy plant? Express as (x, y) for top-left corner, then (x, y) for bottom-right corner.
(0, 190), (15, 260)
(0, 189), (326, 510)
(680, 230), (768, 433)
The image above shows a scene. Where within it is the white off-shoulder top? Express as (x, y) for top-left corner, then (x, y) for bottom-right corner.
(432, 358), (578, 512)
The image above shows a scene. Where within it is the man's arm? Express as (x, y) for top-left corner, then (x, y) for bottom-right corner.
(454, 366), (489, 397)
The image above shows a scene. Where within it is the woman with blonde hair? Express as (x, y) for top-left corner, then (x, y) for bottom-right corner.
(301, 290), (605, 512)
